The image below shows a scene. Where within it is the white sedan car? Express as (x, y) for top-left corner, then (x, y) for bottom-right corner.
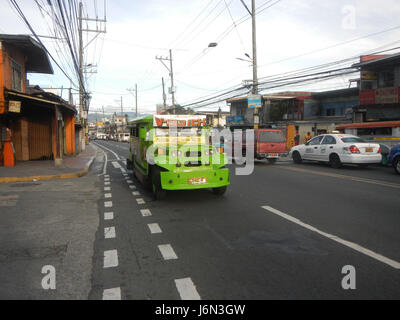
(289, 134), (382, 168)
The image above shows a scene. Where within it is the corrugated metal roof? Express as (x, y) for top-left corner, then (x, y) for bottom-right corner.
(352, 52), (400, 69)
(0, 34), (53, 74)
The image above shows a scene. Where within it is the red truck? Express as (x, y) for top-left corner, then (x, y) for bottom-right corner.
(240, 128), (287, 163)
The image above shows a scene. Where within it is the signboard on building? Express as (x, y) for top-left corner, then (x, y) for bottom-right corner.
(376, 87), (398, 104)
(247, 94), (262, 109)
(361, 70), (377, 80)
(8, 100), (21, 113)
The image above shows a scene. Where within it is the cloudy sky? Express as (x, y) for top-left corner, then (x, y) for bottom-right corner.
(1, 0), (400, 115)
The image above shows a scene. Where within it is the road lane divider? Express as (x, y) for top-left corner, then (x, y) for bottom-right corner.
(104, 226), (116, 239)
(175, 278), (201, 300)
(104, 249), (119, 268)
(104, 212), (114, 220)
(105, 193), (112, 199)
(158, 244), (178, 260)
(262, 205), (400, 269)
(92, 141), (121, 160)
(148, 223), (162, 234)
(103, 287), (121, 300)
(104, 201), (113, 208)
(140, 209), (152, 217)
(136, 198), (145, 205)
(275, 165), (400, 189)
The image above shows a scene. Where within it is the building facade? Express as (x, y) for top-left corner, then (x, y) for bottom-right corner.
(0, 34), (77, 166)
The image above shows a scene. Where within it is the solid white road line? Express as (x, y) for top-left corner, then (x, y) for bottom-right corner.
(112, 161), (121, 169)
(140, 209), (152, 217)
(136, 198), (145, 205)
(104, 212), (114, 220)
(104, 187), (111, 191)
(175, 278), (201, 300)
(104, 201), (113, 208)
(93, 142), (121, 160)
(102, 287), (121, 300)
(104, 249), (118, 268)
(132, 191), (140, 196)
(105, 193), (112, 198)
(104, 226), (116, 239)
(148, 223), (162, 234)
(262, 205), (400, 270)
(158, 244), (178, 260)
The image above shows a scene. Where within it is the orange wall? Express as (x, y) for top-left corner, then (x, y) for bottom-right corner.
(0, 42), (27, 93)
(0, 43), (4, 113)
(65, 114), (75, 155)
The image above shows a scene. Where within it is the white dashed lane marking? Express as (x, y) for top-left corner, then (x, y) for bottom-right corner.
(140, 209), (152, 217)
(104, 187), (111, 191)
(175, 278), (201, 300)
(104, 212), (114, 220)
(105, 193), (112, 199)
(104, 226), (116, 239)
(104, 249), (119, 268)
(104, 201), (113, 208)
(148, 223), (162, 234)
(129, 185), (136, 189)
(103, 287), (121, 300)
(112, 161), (121, 169)
(136, 198), (145, 205)
(158, 244), (178, 260)
(132, 191), (140, 196)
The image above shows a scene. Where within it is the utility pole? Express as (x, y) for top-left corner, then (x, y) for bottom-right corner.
(251, 0), (259, 130)
(127, 84), (138, 118)
(156, 50), (176, 114)
(162, 77), (166, 107)
(78, 0), (107, 146)
(120, 96), (123, 116)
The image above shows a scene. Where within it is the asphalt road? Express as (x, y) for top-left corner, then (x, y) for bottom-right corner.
(90, 140), (400, 300)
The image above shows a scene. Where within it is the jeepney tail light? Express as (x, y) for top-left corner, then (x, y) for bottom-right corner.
(349, 145), (360, 154)
(219, 147), (224, 154)
(378, 147), (381, 153)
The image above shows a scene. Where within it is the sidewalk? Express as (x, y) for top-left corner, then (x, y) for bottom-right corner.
(0, 144), (98, 183)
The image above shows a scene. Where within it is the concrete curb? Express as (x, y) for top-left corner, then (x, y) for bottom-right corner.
(0, 155), (97, 184)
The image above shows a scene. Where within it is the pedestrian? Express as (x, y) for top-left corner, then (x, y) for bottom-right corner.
(304, 132), (312, 143)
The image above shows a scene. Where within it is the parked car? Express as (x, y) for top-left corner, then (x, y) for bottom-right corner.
(122, 133), (130, 142)
(289, 134), (382, 168)
(387, 144), (400, 175)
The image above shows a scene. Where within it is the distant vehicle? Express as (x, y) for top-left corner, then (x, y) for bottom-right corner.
(96, 133), (107, 140)
(122, 133), (130, 142)
(388, 144), (400, 175)
(236, 129), (287, 163)
(289, 134), (382, 168)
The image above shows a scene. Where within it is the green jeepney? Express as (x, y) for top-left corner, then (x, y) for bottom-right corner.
(127, 114), (229, 199)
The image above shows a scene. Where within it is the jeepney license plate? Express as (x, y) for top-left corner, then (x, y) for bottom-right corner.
(188, 177), (207, 185)
(365, 147), (373, 152)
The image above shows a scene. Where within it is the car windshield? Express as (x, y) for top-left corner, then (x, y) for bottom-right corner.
(155, 128), (203, 137)
(259, 131), (285, 143)
(341, 137), (365, 143)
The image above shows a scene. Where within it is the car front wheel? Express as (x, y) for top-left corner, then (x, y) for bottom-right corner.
(292, 151), (302, 164)
(393, 157), (400, 175)
(330, 154), (342, 169)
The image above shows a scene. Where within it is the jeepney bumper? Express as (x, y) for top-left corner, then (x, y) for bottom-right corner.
(160, 167), (230, 190)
